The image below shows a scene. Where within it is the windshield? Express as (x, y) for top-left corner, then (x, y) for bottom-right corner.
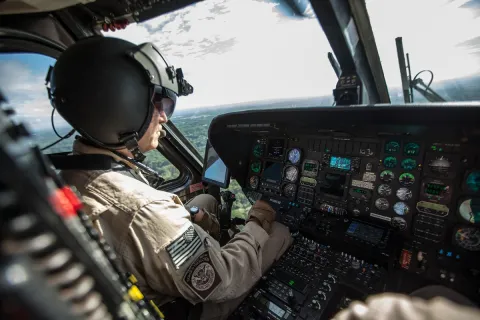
(108, 0), (336, 217)
(367, 0), (480, 102)
(107, 0), (480, 217)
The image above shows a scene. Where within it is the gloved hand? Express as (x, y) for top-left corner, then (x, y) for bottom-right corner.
(247, 200), (276, 234)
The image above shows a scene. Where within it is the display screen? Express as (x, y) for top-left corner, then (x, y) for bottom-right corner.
(330, 156), (351, 170)
(259, 297), (286, 318)
(268, 139), (285, 158)
(263, 161), (283, 183)
(202, 141), (229, 187)
(304, 162), (318, 172)
(320, 173), (346, 197)
(425, 182), (448, 195)
(352, 188), (367, 194)
(346, 221), (384, 244)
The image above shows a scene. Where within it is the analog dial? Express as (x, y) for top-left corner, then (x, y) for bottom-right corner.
(283, 183), (297, 198)
(375, 198), (390, 210)
(454, 227), (480, 251)
(396, 188), (412, 201)
(399, 173), (415, 186)
(401, 158), (417, 171)
(385, 141), (400, 153)
(250, 161), (262, 173)
(288, 148), (301, 164)
(284, 165), (299, 182)
(394, 202), (410, 215)
(391, 217), (407, 231)
(383, 156), (397, 169)
(380, 170), (395, 183)
(377, 184), (392, 197)
(249, 176), (259, 189)
(404, 142), (420, 156)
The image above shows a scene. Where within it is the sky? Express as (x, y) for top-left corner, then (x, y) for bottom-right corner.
(0, 0), (479, 131)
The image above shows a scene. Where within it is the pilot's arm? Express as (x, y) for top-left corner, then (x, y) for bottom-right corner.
(333, 294), (480, 320)
(123, 198), (277, 304)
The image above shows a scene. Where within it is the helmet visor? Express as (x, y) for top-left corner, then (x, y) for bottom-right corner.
(152, 86), (176, 118)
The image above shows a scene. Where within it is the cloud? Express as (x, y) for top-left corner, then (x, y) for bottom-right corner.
(107, 0), (337, 108)
(0, 58), (71, 132)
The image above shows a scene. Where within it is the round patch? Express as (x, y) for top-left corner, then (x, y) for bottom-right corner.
(191, 262), (215, 291)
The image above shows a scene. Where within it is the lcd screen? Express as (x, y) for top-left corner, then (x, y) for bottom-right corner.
(267, 139), (285, 158)
(202, 140), (230, 188)
(330, 156), (351, 170)
(263, 161), (283, 184)
(346, 221), (384, 245)
(320, 173), (346, 197)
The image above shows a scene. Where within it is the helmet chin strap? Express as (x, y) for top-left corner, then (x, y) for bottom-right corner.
(119, 132), (146, 162)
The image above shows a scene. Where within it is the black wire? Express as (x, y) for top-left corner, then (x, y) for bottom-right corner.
(41, 129), (76, 151)
(413, 70), (434, 92)
(51, 107), (64, 139)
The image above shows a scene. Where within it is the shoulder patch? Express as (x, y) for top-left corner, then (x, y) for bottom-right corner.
(166, 226), (202, 269)
(183, 251), (222, 301)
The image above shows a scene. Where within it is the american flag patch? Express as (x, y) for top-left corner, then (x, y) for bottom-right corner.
(166, 226), (202, 269)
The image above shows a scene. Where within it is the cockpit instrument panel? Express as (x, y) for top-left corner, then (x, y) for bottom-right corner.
(210, 106), (480, 306)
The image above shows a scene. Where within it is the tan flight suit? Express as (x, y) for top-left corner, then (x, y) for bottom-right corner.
(333, 293), (480, 320)
(61, 140), (292, 320)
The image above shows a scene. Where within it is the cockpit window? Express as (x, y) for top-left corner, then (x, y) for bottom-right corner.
(366, 0), (480, 103)
(0, 53), (76, 153)
(106, 0), (336, 217)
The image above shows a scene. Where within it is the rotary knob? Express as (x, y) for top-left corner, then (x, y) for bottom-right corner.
(352, 208), (361, 216)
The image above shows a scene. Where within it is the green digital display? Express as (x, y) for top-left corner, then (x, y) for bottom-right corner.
(289, 280), (295, 286)
(304, 162), (317, 171)
(425, 182), (447, 195)
(353, 188), (367, 194)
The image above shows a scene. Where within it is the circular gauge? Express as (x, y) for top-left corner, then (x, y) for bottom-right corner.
(454, 227), (480, 251)
(401, 158), (417, 171)
(429, 156), (451, 174)
(283, 183), (297, 198)
(399, 173), (415, 186)
(393, 202), (410, 215)
(404, 142), (420, 156)
(249, 176), (259, 190)
(377, 184), (392, 197)
(383, 156), (397, 169)
(284, 165), (299, 182)
(396, 188), (412, 201)
(385, 141), (400, 153)
(250, 161), (262, 173)
(288, 148), (301, 165)
(391, 217), (407, 231)
(466, 171), (480, 193)
(375, 198), (390, 211)
(253, 144), (264, 158)
(380, 170), (395, 183)
(459, 198), (480, 225)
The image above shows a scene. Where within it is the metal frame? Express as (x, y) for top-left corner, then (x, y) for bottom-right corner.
(311, 0), (390, 104)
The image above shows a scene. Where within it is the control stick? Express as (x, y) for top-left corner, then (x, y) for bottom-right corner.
(220, 191), (236, 229)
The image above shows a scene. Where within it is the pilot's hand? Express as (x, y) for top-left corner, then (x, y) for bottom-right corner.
(247, 200), (276, 234)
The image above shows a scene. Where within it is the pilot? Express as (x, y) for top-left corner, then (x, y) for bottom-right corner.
(47, 36), (292, 319)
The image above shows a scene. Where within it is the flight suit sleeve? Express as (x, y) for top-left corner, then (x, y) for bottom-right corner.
(332, 294), (480, 320)
(137, 200), (270, 304)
